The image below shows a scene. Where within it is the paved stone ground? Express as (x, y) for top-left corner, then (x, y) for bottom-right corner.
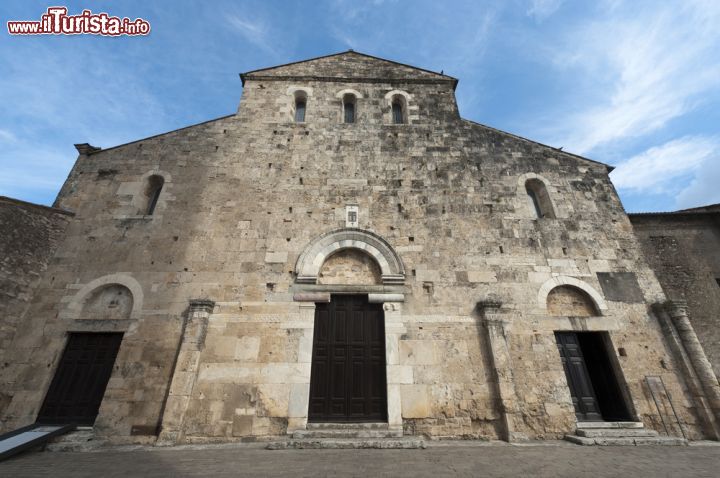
(2, 441), (720, 477)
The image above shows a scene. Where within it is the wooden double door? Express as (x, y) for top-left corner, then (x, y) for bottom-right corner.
(555, 332), (632, 422)
(309, 295), (387, 422)
(37, 333), (123, 426)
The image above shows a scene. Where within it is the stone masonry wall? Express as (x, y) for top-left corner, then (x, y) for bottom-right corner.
(0, 52), (706, 442)
(0, 197), (71, 417)
(630, 212), (720, 378)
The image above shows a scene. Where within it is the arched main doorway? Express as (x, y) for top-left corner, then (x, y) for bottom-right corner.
(297, 229), (405, 423)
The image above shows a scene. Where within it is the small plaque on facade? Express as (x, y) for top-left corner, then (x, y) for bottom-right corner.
(596, 272), (644, 303)
(345, 204), (359, 228)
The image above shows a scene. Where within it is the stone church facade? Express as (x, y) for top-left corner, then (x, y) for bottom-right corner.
(1, 51), (719, 445)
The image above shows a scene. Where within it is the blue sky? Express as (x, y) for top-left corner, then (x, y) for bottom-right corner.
(1, 0), (719, 212)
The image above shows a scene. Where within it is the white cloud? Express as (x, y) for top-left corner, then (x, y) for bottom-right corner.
(526, 0), (564, 21)
(611, 135), (718, 194)
(675, 154), (720, 208)
(545, 1), (720, 155)
(0, 42), (168, 148)
(226, 13), (278, 55)
(0, 129), (16, 143)
(0, 147), (72, 202)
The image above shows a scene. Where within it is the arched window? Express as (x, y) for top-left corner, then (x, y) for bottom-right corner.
(391, 97), (406, 124)
(294, 91), (307, 123)
(525, 178), (555, 219)
(343, 94), (356, 123)
(145, 175), (164, 215)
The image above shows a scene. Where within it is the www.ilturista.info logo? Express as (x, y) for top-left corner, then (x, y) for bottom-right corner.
(7, 7), (150, 36)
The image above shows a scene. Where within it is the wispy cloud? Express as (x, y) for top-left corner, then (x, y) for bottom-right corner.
(676, 152), (720, 208)
(526, 0), (564, 21)
(611, 136), (718, 194)
(0, 129), (17, 143)
(226, 13), (279, 55)
(543, 1), (720, 155)
(0, 147), (72, 204)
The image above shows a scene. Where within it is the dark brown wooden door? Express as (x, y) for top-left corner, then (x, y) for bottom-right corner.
(555, 332), (603, 421)
(309, 295), (387, 422)
(37, 333), (123, 426)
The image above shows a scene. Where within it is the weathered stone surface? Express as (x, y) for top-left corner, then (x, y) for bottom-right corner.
(596, 272), (644, 303)
(630, 208), (720, 377)
(0, 197), (71, 418)
(0, 51), (708, 446)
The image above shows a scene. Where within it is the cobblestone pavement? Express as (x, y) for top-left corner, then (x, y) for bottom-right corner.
(2, 441), (720, 477)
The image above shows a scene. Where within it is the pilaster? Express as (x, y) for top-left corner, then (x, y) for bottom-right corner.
(156, 299), (214, 446)
(477, 300), (526, 442)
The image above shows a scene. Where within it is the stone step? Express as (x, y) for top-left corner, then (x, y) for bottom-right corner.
(576, 428), (659, 438)
(293, 428), (403, 439)
(565, 434), (687, 446)
(575, 421), (644, 429)
(45, 429), (106, 452)
(267, 437), (426, 450)
(306, 422), (389, 430)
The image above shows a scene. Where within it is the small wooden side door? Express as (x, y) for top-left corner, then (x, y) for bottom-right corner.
(37, 333), (123, 425)
(555, 332), (603, 421)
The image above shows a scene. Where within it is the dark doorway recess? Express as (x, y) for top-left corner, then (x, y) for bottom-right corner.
(555, 331), (632, 422)
(37, 333), (123, 426)
(309, 294), (387, 422)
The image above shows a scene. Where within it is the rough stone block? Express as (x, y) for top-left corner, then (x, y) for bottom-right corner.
(401, 385), (430, 418)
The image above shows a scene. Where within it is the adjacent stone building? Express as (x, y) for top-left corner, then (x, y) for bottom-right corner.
(629, 205), (720, 438)
(1, 51), (719, 446)
(0, 196), (72, 417)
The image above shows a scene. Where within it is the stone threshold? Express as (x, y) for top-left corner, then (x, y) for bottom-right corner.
(565, 421), (688, 446)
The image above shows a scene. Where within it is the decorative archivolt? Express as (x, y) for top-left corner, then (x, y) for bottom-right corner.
(61, 273), (144, 320)
(537, 275), (608, 313)
(335, 88), (363, 99)
(295, 228), (405, 285)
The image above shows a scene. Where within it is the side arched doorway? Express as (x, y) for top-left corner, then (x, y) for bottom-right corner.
(546, 284), (633, 422)
(37, 283), (133, 425)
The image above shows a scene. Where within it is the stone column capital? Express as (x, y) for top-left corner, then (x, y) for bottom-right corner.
(664, 299), (689, 318)
(189, 299), (215, 314)
(477, 299), (503, 313)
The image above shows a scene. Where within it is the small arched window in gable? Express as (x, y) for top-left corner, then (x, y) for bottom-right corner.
(145, 174), (164, 215)
(294, 91), (307, 123)
(391, 96), (406, 124)
(343, 94), (356, 123)
(525, 178), (555, 219)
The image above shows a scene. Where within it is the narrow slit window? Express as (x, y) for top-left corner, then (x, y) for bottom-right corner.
(392, 100), (404, 124)
(295, 98), (306, 123)
(527, 188), (543, 219)
(343, 94), (356, 123)
(145, 175), (164, 215)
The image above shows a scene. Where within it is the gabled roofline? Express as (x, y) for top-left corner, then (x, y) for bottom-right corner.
(79, 114), (236, 156)
(628, 203), (720, 218)
(461, 119), (614, 172)
(240, 50), (458, 90)
(0, 195), (74, 216)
